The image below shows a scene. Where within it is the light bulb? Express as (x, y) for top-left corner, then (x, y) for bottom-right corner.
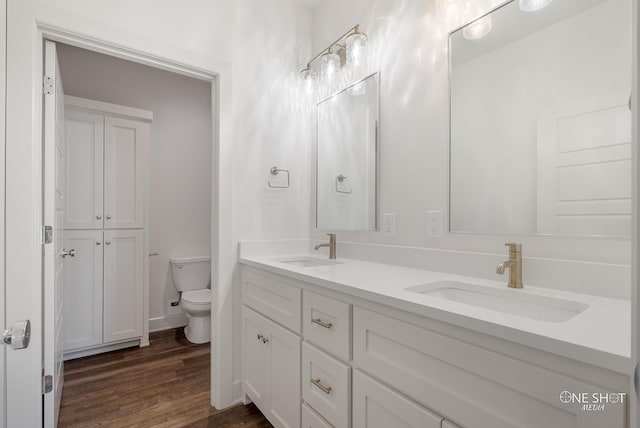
(300, 67), (318, 95)
(519, 0), (553, 12)
(463, 15), (492, 40)
(436, 0), (468, 27)
(320, 51), (341, 83)
(346, 31), (367, 67)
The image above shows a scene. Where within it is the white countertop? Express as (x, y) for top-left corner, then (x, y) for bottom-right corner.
(240, 254), (631, 375)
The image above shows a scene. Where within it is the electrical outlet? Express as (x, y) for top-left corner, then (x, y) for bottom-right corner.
(426, 210), (443, 237)
(383, 213), (396, 237)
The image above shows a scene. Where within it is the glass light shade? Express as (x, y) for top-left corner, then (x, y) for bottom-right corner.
(436, 0), (467, 25)
(320, 51), (341, 82)
(519, 0), (553, 12)
(300, 68), (318, 94)
(346, 31), (367, 67)
(463, 15), (492, 40)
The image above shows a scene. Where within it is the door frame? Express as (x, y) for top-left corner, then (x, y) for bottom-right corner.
(6, 22), (234, 426)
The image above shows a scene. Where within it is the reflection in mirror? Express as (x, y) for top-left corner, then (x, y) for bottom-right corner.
(316, 73), (379, 230)
(449, 0), (631, 237)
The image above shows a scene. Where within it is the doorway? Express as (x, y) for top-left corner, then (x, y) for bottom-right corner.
(45, 40), (215, 425)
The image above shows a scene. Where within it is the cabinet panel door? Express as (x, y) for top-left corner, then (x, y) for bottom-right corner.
(104, 117), (147, 229)
(269, 320), (301, 428)
(103, 229), (143, 343)
(64, 108), (103, 229)
(63, 230), (103, 351)
(302, 342), (351, 428)
(242, 306), (272, 410)
(353, 370), (443, 428)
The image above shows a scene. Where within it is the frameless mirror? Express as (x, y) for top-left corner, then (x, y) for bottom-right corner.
(316, 73), (379, 230)
(450, 0), (631, 237)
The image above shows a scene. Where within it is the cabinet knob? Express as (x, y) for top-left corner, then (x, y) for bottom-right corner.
(106, 215), (112, 220)
(96, 215), (102, 220)
(105, 241), (111, 245)
(96, 241), (102, 246)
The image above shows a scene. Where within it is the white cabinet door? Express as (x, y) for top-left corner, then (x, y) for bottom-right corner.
(104, 117), (147, 229)
(63, 230), (103, 351)
(268, 318), (301, 428)
(103, 229), (143, 343)
(242, 306), (271, 410)
(242, 305), (301, 428)
(353, 370), (443, 428)
(64, 108), (103, 229)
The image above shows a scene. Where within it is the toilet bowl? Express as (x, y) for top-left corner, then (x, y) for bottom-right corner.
(170, 257), (211, 344)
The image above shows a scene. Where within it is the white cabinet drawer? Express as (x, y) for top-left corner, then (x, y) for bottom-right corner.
(242, 268), (301, 333)
(353, 370), (443, 428)
(303, 290), (351, 361)
(303, 342), (351, 428)
(302, 403), (334, 428)
(353, 307), (625, 428)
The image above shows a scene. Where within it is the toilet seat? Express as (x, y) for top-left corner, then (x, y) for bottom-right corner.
(182, 289), (211, 306)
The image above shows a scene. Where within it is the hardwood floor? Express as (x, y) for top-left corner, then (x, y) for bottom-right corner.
(59, 329), (273, 427)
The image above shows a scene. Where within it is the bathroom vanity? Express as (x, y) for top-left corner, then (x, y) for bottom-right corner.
(239, 248), (630, 428)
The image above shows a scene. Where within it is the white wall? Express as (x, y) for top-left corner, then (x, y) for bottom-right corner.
(451, 0), (630, 234)
(309, 0), (631, 297)
(57, 44), (212, 330)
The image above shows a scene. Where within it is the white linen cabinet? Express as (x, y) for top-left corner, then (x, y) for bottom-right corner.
(63, 96), (150, 359)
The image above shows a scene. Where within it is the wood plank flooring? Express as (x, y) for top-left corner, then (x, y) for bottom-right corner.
(59, 328), (273, 427)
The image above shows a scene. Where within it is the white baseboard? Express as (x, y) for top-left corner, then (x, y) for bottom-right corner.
(149, 313), (188, 332)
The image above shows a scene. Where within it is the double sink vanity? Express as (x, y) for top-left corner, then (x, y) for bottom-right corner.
(239, 0), (634, 426)
(239, 240), (630, 428)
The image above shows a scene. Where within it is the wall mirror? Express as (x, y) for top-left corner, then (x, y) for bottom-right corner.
(449, 0), (631, 237)
(316, 72), (379, 230)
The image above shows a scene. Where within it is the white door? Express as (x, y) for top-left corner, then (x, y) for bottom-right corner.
(103, 117), (147, 229)
(537, 89), (632, 236)
(102, 229), (143, 343)
(64, 108), (104, 230)
(242, 306), (271, 410)
(0, 0), (6, 425)
(43, 40), (65, 428)
(63, 230), (103, 352)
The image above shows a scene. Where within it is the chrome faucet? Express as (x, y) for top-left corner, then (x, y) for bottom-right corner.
(314, 233), (337, 260)
(496, 243), (523, 289)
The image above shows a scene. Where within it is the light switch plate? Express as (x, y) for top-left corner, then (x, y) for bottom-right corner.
(426, 210), (443, 237)
(383, 213), (396, 237)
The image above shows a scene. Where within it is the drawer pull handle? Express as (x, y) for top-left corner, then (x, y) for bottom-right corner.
(311, 318), (333, 329)
(311, 378), (332, 394)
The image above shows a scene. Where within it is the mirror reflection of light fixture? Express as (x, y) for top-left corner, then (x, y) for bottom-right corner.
(519, 0), (553, 12)
(300, 67), (318, 94)
(463, 15), (492, 40)
(299, 24), (367, 94)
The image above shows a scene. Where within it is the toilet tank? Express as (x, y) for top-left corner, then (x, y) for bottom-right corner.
(170, 257), (211, 292)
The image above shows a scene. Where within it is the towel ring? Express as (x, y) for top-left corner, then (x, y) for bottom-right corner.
(335, 175), (352, 194)
(268, 167), (290, 189)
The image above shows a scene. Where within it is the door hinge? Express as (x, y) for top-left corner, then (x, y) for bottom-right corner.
(43, 75), (54, 95)
(42, 225), (53, 244)
(42, 374), (53, 394)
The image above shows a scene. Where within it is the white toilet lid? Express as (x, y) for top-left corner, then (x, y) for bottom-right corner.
(182, 289), (211, 304)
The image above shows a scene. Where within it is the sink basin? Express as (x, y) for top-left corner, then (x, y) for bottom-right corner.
(277, 257), (342, 268)
(406, 281), (588, 322)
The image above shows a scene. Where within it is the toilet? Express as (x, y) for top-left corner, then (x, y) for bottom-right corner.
(170, 256), (211, 344)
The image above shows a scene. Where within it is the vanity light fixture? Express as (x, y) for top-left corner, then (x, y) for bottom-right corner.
(320, 49), (341, 83)
(299, 24), (367, 93)
(519, 0), (553, 12)
(300, 67), (318, 94)
(463, 14), (492, 39)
